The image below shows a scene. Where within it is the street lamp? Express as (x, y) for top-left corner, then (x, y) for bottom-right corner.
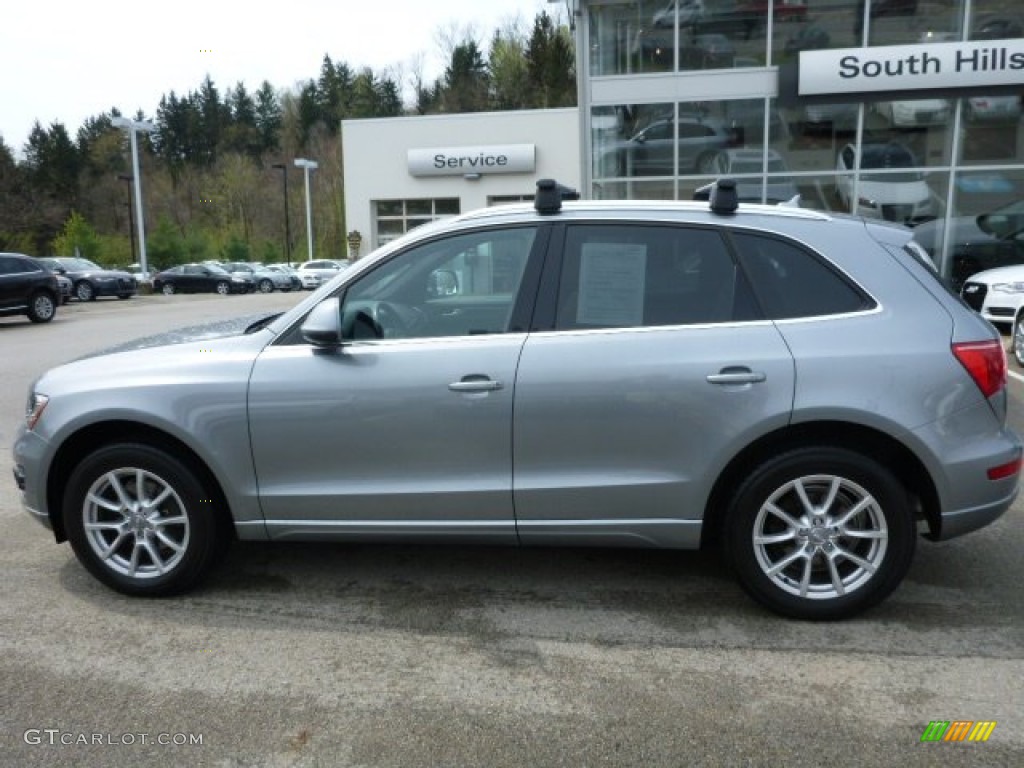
(294, 158), (318, 264)
(271, 163), (292, 266)
(111, 117), (156, 277)
(117, 174), (137, 265)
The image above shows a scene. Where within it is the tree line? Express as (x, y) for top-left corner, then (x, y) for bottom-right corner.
(0, 11), (575, 269)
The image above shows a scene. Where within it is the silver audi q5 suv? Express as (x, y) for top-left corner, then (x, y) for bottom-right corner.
(13, 179), (1021, 620)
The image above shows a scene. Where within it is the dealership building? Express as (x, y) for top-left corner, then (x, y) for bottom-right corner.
(343, 1), (1023, 279)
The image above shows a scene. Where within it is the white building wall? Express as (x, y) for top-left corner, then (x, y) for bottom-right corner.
(342, 108), (580, 254)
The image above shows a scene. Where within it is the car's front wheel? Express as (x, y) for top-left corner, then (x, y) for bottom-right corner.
(63, 443), (227, 596)
(724, 447), (915, 620)
(258, 278), (274, 293)
(161, 283), (175, 295)
(215, 281), (230, 296)
(75, 281), (96, 301)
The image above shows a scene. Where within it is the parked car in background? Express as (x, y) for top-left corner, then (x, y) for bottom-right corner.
(296, 259), (350, 290)
(602, 114), (735, 175)
(707, 148), (800, 203)
(836, 142), (934, 224)
(124, 264), (152, 287)
(264, 264), (303, 291)
(13, 180), (1021, 621)
(0, 252), (60, 323)
(54, 273), (72, 304)
(965, 94), (1022, 123)
(152, 264), (251, 295)
(36, 257), (136, 302)
(913, 199), (1024, 289)
(960, 265), (1024, 359)
(221, 262), (294, 293)
(874, 98), (950, 128)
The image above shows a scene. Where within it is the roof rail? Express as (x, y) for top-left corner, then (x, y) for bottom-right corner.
(535, 179), (580, 215)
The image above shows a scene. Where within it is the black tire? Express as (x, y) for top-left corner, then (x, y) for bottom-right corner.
(258, 278), (274, 293)
(63, 443), (227, 596)
(215, 281), (230, 296)
(27, 291), (57, 323)
(161, 282), (176, 295)
(75, 281), (96, 302)
(1013, 311), (1024, 368)
(723, 447), (915, 620)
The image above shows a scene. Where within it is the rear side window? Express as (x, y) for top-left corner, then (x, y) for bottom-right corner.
(731, 233), (874, 319)
(555, 225), (760, 329)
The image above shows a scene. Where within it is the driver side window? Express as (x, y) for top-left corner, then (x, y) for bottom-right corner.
(341, 226), (537, 341)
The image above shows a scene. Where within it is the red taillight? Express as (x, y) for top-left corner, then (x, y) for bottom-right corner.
(987, 457), (1022, 481)
(952, 340), (1007, 398)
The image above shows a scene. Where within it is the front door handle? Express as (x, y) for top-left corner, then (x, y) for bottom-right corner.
(706, 368), (767, 385)
(448, 376), (503, 393)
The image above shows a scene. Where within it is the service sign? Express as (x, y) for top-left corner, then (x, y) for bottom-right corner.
(799, 38), (1024, 97)
(408, 144), (535, 177)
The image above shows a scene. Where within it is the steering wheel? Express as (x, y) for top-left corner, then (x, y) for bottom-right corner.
(372, 302), (407, 338)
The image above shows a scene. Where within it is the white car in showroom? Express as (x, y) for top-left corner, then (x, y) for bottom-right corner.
(960, 264), (1024, 365)
(835, 142), (934, 224)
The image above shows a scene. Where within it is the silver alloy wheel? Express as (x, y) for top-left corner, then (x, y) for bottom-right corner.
(216, 281), (229, 295)
(76, 282), (94, 301)
(162, 283), (175, 295)
(752, 474), (888, 600)
(81, 467), (190, 579)
(1014, 314), (1024, 367)
(259, 279), (273, 293)
(32, 294), (55, 320)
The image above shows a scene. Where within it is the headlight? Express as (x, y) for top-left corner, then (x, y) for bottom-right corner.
(231, 277), (246, 283)
(26, 392), (49, 430)
(991, 282), (1024, 293)
(857, 196), (878, 209)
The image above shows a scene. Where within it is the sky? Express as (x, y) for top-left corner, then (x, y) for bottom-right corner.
(2, 0), (560, 157)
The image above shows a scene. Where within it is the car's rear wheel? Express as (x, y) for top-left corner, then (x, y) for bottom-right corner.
(27, 291), (57, 323)
(161, 283), (175, 295)
(258, 278), (274, 293)
(63, 443), (226, 596)
(215, 281), (230, 296)
(724, 447), (915, 620)
(1013, 311), (1024, 368)
(75, 281), (96, 302)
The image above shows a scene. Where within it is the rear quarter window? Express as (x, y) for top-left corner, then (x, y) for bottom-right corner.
(731, 232), (875, 319)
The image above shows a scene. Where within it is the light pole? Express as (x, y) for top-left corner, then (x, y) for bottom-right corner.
(118, 174), (137, 265)
(111, 117), (156, 277)
(294, 158), (318, 264)
(271, 163), (292, 266)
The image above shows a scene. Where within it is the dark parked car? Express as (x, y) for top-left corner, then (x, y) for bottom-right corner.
(13, 179), (1021, 620)
(152, 264), (251, 295)
(913, 199), (1024, 289)
(0, 252), (60, 323)
(37, 257), (136, 302)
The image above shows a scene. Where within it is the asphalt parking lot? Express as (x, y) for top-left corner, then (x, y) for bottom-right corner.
(1, 293), (1022, 767)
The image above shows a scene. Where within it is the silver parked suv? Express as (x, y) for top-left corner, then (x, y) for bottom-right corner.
(12, 180), (1021, 620)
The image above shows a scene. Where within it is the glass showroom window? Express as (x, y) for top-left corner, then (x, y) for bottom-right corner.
(589, 0), (676, 76)
(374, 199), (460, 247)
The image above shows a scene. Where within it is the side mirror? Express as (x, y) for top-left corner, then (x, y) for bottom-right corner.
(301, 297), (344, 346)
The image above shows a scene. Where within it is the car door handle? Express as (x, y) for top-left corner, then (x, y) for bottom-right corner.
(706, 368), (767, 385)
(448, 376), (503, 393)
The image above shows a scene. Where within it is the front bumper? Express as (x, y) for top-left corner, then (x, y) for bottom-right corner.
(12, 426), (56, 535)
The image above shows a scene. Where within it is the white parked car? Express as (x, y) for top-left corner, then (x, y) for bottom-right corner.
(965, 94), (1022, 123)
(874, 98), (950, 128)
(296, 259), (351, 290)
(835, 142), (934, 224)
(960, 264), (1024, 365)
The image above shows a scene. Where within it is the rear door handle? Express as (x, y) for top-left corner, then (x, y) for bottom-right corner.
(706, 368), (767, 385)
(448, 376), (503, 393)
